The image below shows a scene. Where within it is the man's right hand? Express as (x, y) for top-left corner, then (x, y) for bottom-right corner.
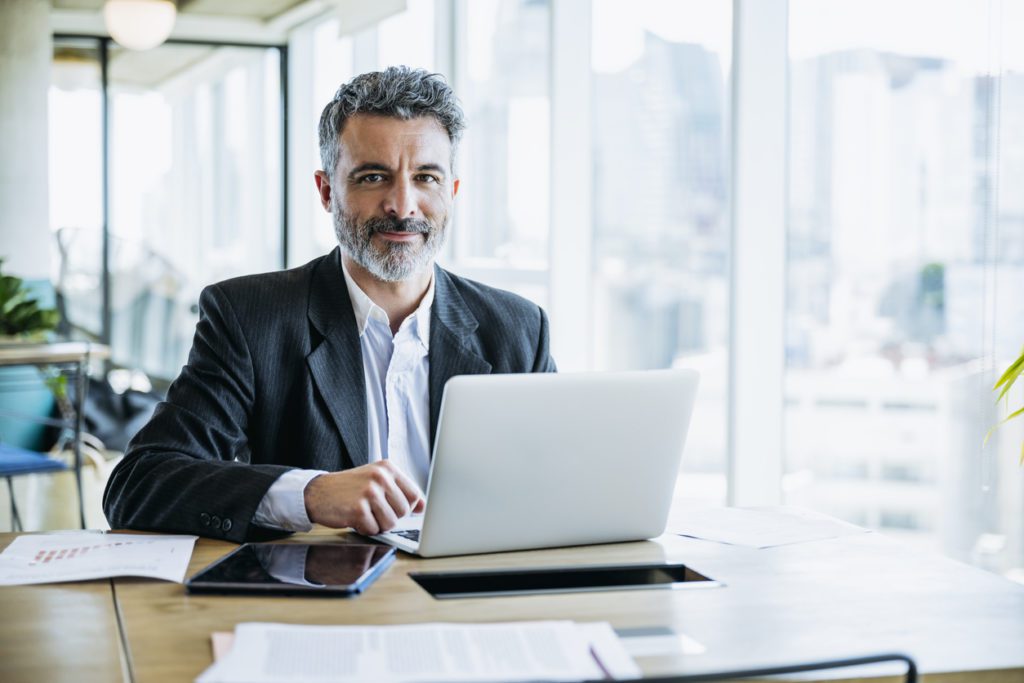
(303, 461), (425, 535)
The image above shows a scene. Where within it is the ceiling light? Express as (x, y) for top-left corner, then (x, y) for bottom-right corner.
(103, 0), (177, 51)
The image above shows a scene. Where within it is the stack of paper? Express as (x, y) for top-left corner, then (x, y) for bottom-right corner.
(0, 532), (197, 585)
(197, 621), (641, 683)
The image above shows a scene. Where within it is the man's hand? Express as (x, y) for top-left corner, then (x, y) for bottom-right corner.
(303, 461), (425, 534)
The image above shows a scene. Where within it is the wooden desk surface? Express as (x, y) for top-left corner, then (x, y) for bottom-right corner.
(110, 529), (1024, 683)
(2, 529), (1023, 683)
(0, 534), (126, 683)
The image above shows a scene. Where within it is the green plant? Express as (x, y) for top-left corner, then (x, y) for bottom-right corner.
(991, 346), (1024, 465)
(0, 258), (59, 338)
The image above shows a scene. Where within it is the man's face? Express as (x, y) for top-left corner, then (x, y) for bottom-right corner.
(315, 114), (459, 282)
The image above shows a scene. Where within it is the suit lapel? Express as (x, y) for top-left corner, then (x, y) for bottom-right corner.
(306, 248), (369, 469)
(429, 267), (492, 445)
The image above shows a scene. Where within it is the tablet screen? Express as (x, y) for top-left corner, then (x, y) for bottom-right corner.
(186, 543), (395, 596)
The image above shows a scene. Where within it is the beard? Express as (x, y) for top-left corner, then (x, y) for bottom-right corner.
(332, 203), (448, 283)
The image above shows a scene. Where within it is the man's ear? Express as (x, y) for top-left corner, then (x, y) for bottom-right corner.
(452, 178), (460, 199)
(313, 171), (332, 212)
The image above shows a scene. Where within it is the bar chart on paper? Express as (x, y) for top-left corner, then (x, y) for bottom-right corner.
(0, 532), (197, 585)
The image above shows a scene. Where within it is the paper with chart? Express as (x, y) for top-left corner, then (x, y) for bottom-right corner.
(0, 532), (197, 585)
(197, 620), (641, 683)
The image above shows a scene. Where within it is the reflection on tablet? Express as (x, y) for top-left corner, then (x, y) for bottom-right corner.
(186, 543), (395, 595)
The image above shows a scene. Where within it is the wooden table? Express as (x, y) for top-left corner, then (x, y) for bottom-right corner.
(3, 528), (1024, 682)
(0, 534), (126, 683)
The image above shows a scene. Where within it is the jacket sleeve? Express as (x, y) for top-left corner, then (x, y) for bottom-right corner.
(532, 306), (557, 373)
(102, 283), (292, 542)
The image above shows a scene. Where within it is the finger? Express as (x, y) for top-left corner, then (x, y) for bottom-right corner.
(391, 468), (425, 509)
(351, 500), (380, 536)
(370, 462), (413, 518)
(381, 476), (412, 519)
(367, 487), (399, 532)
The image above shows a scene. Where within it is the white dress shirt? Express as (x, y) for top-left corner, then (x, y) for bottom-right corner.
(252, 263), (433, 532)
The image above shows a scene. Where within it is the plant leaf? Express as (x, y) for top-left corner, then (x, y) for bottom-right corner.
(984, 405), (1024, 449)
(996, 375), (1022, 404)
(993, 352), (1024, 391)
(1005, 405), (1024, 422)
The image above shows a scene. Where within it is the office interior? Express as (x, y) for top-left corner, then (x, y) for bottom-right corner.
(1, 0), (1023, 585)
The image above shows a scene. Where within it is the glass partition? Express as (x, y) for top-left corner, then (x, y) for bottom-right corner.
(49, 39), (284, 381)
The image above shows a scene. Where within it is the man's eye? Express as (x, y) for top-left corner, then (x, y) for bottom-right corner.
(417, 174), (440, 184)
(359, 174), (385, 183)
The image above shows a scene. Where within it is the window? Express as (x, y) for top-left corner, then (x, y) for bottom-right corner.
(590, 0), (732, 503)
(784, 0), (1024, 571)
(449, 0), (551, 306)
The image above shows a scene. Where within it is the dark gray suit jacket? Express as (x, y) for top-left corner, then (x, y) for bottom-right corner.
(102, 248), (555, 542)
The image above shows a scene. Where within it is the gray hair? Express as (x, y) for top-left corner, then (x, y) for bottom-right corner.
(318, 66), (466, 179)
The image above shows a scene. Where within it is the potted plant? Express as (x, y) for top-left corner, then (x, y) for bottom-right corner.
(992, 348), (1024, 465)
(0, 259), (67, 449)
(0, 258), (60, 343)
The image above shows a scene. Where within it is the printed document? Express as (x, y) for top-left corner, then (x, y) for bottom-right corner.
(197, 620), (640, 683)
(674, 505), (869, 548)
(0, 532), (197, 585)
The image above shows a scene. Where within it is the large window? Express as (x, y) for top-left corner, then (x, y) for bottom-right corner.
(590, 0), (732, 505)
(455, 0), (550, 267)
(785, 0), (1024, 571)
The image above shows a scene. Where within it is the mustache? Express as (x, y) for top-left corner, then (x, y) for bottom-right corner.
(364, 216), (431, 235)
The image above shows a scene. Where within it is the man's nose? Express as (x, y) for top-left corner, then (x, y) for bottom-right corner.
(383, 178), (417, 218)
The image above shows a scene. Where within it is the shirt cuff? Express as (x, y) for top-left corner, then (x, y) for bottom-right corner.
(252, 468), (327, 532)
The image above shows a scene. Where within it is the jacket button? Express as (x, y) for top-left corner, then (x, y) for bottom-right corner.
(199, 513), (210, 527)
(222, 518), (233, 532)
(211, 515), (221, 529)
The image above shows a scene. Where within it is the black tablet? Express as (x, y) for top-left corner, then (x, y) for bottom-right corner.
(409, 562), (720, 598)
(185, 543), (396, 596)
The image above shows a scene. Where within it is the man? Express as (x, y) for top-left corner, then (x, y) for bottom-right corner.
(103, 67), (555, 542)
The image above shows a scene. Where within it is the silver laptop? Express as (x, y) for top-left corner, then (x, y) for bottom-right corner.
(372, 368), (699, 557)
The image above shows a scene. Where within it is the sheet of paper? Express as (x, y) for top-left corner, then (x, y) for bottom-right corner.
(198, 621), (629, 683)
(209, 622), (639, 678)
(617, 626), (707, 657)
(0, 532), (197, 585)
(673, 505), (869, 549)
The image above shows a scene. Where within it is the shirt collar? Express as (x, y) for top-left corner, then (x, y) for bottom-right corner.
(340, 260), (433, 348)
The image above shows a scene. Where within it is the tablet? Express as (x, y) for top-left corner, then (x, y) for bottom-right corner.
(409, 562), (720, 599)
(185, 543), (396, 596)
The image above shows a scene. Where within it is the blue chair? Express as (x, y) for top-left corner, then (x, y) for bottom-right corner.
(0, 442), (67, 531)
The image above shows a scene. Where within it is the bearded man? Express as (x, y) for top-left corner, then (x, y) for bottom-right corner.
(103, 67), (556, 541)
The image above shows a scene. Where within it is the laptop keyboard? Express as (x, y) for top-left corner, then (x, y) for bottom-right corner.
(392, 529), (420, 542)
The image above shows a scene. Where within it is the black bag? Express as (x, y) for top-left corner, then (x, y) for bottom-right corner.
(72, 378), (162, 453)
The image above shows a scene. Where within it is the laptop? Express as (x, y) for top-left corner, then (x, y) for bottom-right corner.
(372, 368), (700, 557)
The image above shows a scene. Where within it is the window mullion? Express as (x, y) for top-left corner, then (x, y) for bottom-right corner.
(728, 0), (788, 505)
(549, 0), (594, 371)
